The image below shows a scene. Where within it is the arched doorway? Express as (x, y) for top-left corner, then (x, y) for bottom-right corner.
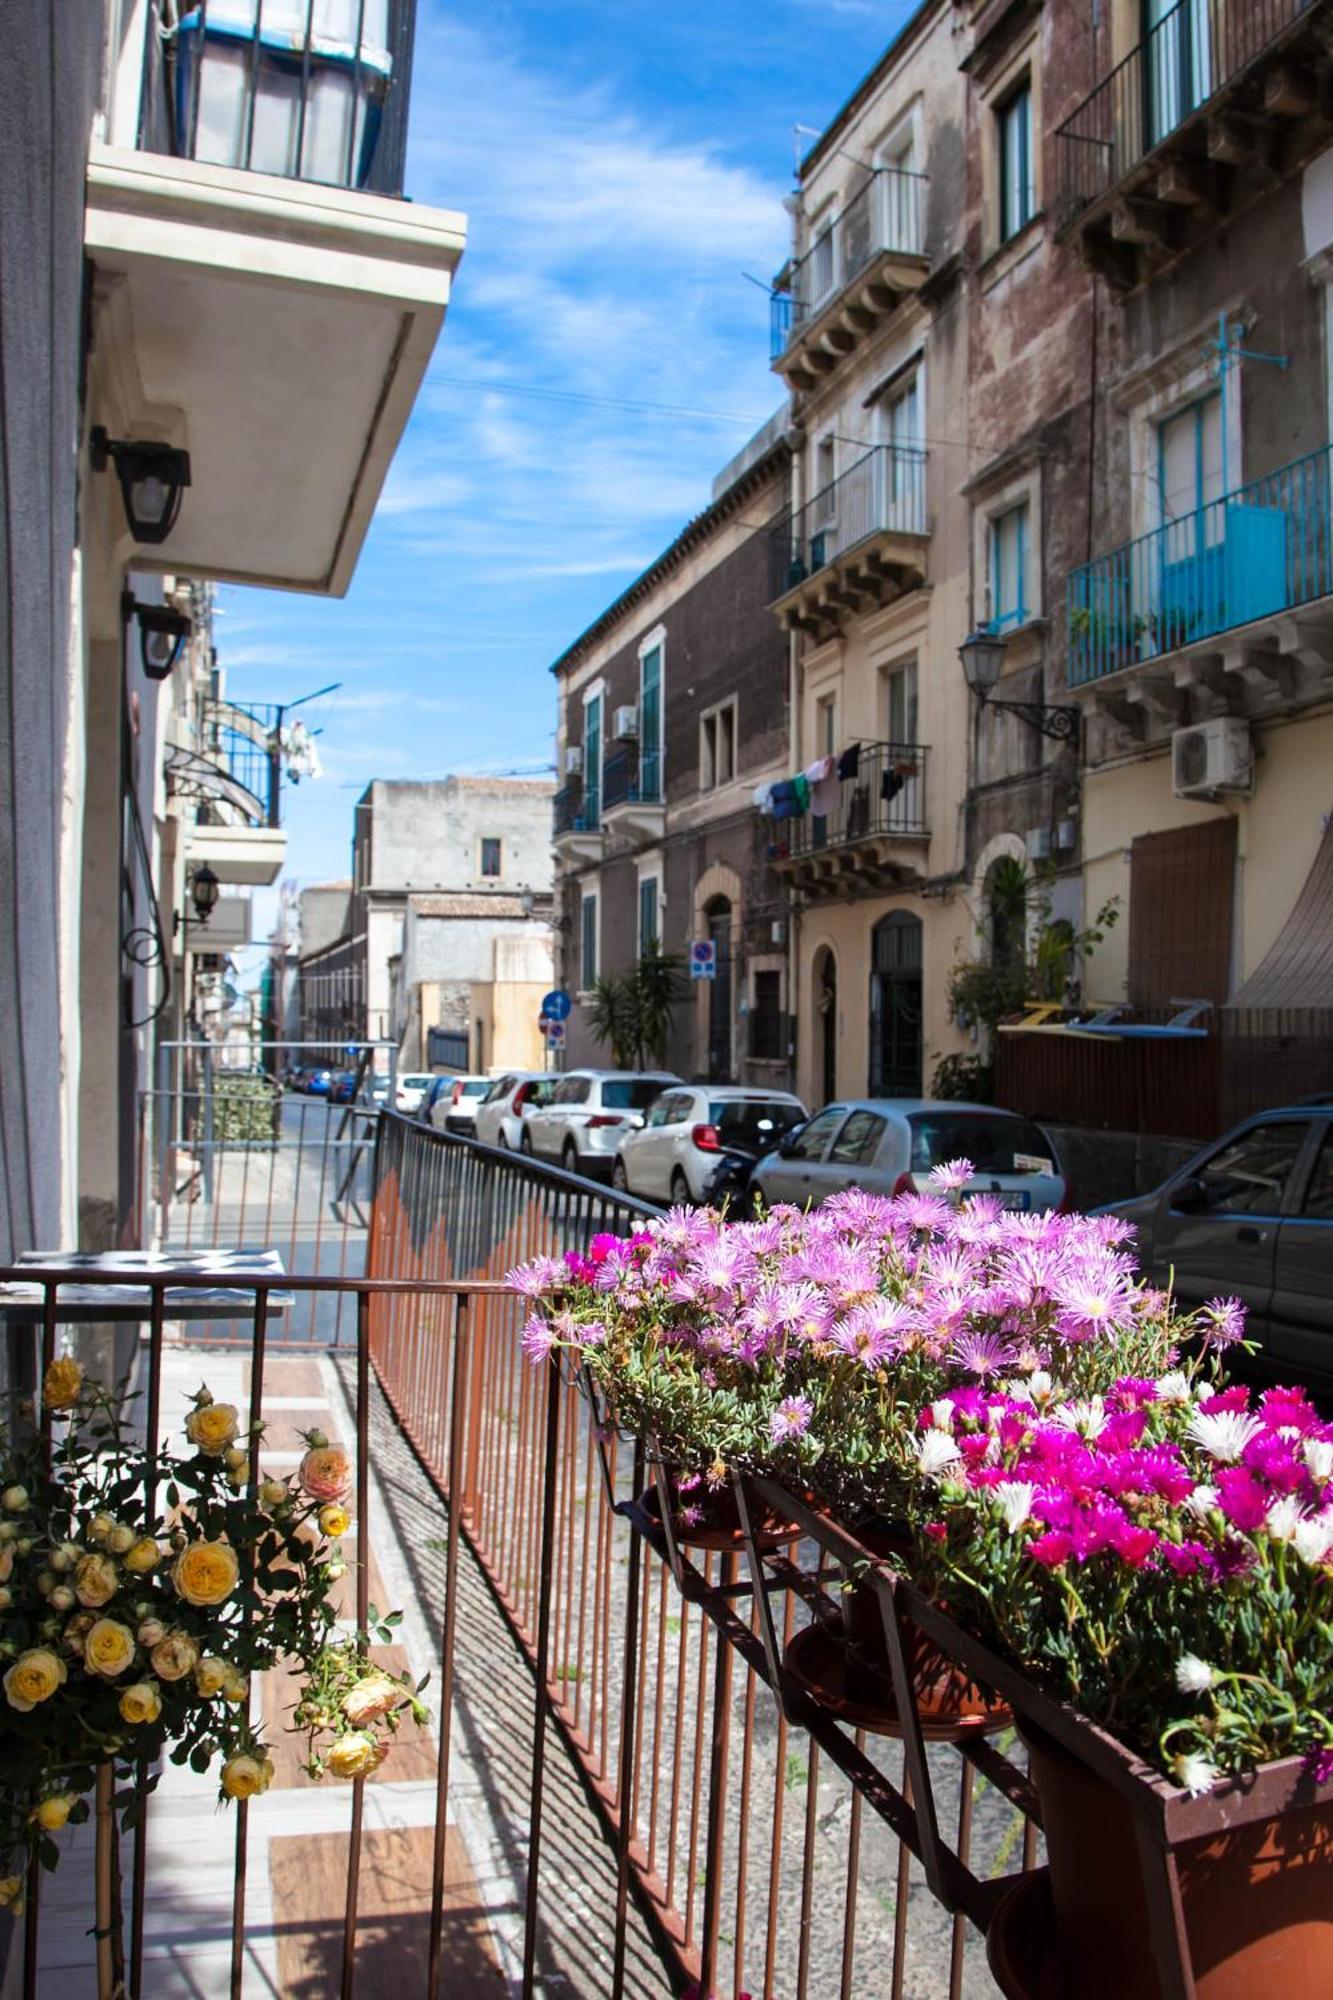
(986, 855), (1028, 985)
(814, 947), (837, 1104)
(869, 911), (923, 1096)
(705, 896), (733, 1081)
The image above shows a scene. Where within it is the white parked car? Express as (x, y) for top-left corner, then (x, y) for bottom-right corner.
(473, 1071), (557, 1150)
(394, 1071), (433, 1115)
(521, 1068), (681, 1180)
(427, 1074), (492, 1137)
(750, 1100), (1066, 1214)
(614, 1086), (808, 1206)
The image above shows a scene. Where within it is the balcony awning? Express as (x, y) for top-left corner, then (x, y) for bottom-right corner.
(1230, 816), (1333, 1009)
(165, 743), (264, 823)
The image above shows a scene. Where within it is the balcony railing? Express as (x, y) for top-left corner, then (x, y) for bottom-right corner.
(770, 446), (927, 601)
(602, 743), (663, 811)
(1066, 444), (1333, 684)
(771, 167), (926, 357)
(1055, 0), (1311, 210)
(553, 782), (601, 837)
(137, 0), (418, 197)
(781, 739), (928, 858)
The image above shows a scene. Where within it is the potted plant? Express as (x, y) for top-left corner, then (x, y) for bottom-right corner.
(904, 1368), (1333, 1998)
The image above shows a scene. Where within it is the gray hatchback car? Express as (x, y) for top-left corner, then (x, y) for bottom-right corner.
(751, 1099), (1065, 1213)
(1103, 1105), (1333, 1396)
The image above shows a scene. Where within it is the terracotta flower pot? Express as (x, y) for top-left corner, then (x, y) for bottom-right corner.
(996, 1723), (1333, 2000)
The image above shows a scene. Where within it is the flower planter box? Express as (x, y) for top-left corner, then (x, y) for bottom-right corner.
(741, 1476), (1333, 2000)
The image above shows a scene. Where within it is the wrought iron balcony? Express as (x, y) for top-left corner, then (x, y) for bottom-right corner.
(1054, 0), (1328, 283)
(770, 168), (928, 385)
(602, 744), (663, 811)
(1067, 444), (1333, 687)
(770, 446), (928, 639)
(136, 0), (418, 197)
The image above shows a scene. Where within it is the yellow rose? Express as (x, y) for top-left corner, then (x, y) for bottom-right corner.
(105, 1523), (135, 1556)
(341, 1673), (400, 1728)
(32, 1794), (75, 1831)
(220, 1752), (273, 1800)
(226, 1458), (251, 1492)
(150, 1632), (199, 1682)
(73, 1553), (119, 1609)
(193, 1655), (229, 1698)
(186, 1403), (240, 1458)
(2, 1486), (28, 1513)
(124, 1538), (160, 1575)
(299, 1445), (351, 1504)
(0, 1877), (21, 1906)
(258, 1477), (288, 1512)
(62, 1612), (96, 1656)
(318, 1503), (352, 1539)
(88, 1513), (115, 1544)
(0, 1547), (12, 1585)
(3, 1648), (66, 1711)
(136, 1618), (165, 1648)
(325, 1730), (387, 1781)
(49, 1586), (75, 1613)
(221, 1666), (248, 1705)
(173, 1540), (239, 1608)
(42, 1357), (83, 1411)
(119, 1681), (162, 1726)
(84, 1619), (136, 1679)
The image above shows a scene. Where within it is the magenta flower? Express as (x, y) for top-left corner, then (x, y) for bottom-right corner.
(1026, 1529), (1074, 1568)
(506, 1254), (566, 1297)
(928, 1157), (974, 1194)
(1200, 1295), (1246, 1351)
(769, 1396), (813, 1446)
(521, 1315), (557, 1366)
(1214, 1466), (1269, 1532)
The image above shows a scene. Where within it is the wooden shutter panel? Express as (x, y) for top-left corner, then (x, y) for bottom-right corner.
(1128, 818), (1237, 1008)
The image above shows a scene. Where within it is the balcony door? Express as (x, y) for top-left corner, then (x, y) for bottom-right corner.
(882, 378), (923, 533)
(1154, 391), (1225, 643)
(706, 897), (733, 1082)
(584, 693), (602, 827)
(869, 912), (923, 1097)
(639, 643), (662, 803)
(882, 663), (920, 833)
(1145, 0), (1213, 149)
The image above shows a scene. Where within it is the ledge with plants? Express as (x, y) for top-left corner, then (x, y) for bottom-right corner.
(509, 1173), (1333, 1999)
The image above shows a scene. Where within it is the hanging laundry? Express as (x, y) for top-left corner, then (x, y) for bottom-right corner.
(752, 780), (776, 814)
(881, 769), (905, 804)
(792, 773), (811, 813)
(803, 755), (834, 785)
(769, 778), (801, 819)
(809, 766), (840, 818)
(837, 742), (861, 781)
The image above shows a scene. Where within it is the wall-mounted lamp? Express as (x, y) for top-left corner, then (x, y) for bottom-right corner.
(122, 591), (192, 680)
(91, 427), (191, 544)
(174, 863), (221, 937)
(958, 629), (1080, 746)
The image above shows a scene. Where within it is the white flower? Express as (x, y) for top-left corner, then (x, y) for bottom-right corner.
(927, 1398), (956, 1431)
(1292, 1516), (1333, 1567)
(1172, 1751), (1220, 1797)
(1184, 1484), (1219, 1520)
(992, 1482), (1035, 1533)
(1303, 1439), (1333, 1483)
(1155, 1371), (1193, 1405)
(914, 1430), (963, 1479)
(1027, 1368), (1053, 1402)
(1265, 1496), (1307, 1543)
(1185, 1409), (1264, 1464)
(1174, 1655), (1214, 1696)
(1051, 1397), (1108, 1441)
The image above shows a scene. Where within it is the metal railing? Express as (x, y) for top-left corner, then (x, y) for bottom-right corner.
(1054, 0), (1314, 210)
(771, 167), (927, 357)
(201, 696), (280, 822)
(771, 445), (927, 601)
(602, 744), (664, 812)
(553, 783), (600, 838)
(1067, 442), (1333, 684)
(137, 0), (418, 197)
(780, 740), (929, 859)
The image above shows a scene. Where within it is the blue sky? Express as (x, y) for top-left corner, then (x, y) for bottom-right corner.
(225, 0), (914, 965)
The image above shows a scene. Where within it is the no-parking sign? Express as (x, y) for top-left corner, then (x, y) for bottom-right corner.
(690, 940), (716, 981)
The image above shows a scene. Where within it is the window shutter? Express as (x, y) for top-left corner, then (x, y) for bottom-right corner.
(1127, 818), (1237, 1007)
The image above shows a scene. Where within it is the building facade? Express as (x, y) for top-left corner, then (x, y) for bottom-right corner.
(550, 420), (795, 1085)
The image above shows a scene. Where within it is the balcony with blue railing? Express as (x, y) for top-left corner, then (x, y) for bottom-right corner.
(553, 781), (605, 859)
(769, 444), (929, 639)
(1053, 0), (1328, 285)
(770, 167), (928, 388)
(1067, 445), (1333, 707)
(601, 744), (665, 845)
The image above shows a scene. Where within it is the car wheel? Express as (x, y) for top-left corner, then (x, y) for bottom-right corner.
(496, 1131), (509, 1150)
(562, 1140), (580, 1174)
(670, 1169), (692, 1208)
(520, 1129), (533, 1155)
(611, 1159), (629, 1193)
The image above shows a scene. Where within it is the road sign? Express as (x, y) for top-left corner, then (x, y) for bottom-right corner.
(690, 940), (717, 981)
(541, 989), (572, 1022)
(544, 1019), (566, 1047)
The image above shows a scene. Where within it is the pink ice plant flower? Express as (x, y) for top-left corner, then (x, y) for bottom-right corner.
(769, 1396), (813, 1446)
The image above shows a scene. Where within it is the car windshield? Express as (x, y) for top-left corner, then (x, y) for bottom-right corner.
(908, 1112), (1055, 1176)
(708, 1100), (805, 1150)
(401, 1075), (430, 1090)
(602, 1079), (673, 1111)
(460, 1080), (490, 1099)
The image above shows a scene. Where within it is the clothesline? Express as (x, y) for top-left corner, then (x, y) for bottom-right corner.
(753, 742), (917, 820)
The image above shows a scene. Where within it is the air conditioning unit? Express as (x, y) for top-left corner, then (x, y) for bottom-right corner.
(1171, 718), (1253, 799)
(1025, 826), (1052, 862)
(613, 705), (639, 740)
(564, 745), (583, 776)
(770, 918), (787, 947)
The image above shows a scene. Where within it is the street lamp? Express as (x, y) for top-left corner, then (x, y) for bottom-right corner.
(121, 591), (192, 680)
(91, 428), (192, 544)
(958, 628), (1080, 745)
(190, 864), (221, 926)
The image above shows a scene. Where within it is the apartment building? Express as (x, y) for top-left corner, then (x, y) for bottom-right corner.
(550, 418), (794, 1083)
(0, 1), (466, 1259)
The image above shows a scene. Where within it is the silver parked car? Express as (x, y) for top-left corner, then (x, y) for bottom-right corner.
(522, 1068), (681, 1179)
(427, 1074), (492, 1137)
(751, 1099), (1065, 1213)
(473, 1071), (557, 1150)
(613, 1085), (808, 1206)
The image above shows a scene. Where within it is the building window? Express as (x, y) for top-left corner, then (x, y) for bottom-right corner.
(480, 837), (502, 878)
(639, 638), (663, 803)
(583, 690), (603, 828)
(638, 875), (659, 955)
(988, 501), (1031, 630)
(998, 81), (1034, 242)
(700, 700), (737, 791)
(580, 892), (598, 991)
(815, 693), (837, 758)
(750, 969), (783, 1061)
(883, 661), (918, 747)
